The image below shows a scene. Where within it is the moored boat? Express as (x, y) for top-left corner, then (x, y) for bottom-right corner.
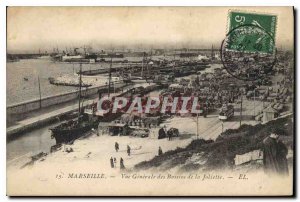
(49, 63), (95, 144)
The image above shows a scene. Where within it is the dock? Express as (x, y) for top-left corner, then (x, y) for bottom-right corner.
(7, 98), (95, 138)
(7, 83), (160, 139)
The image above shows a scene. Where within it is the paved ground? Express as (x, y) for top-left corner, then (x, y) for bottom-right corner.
(162, 97), (266, 141)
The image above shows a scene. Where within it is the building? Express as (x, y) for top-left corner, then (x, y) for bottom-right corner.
(262, 107), (278, 123)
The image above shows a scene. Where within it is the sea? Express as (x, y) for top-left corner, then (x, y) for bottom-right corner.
(6, 56), (221, 105)
(7, 59), (114, 105)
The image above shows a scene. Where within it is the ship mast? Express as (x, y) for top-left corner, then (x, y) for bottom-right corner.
(211, 44), (214, 61)
(147, 47), (152, 76)
(173, 49), (176, 73)
(141, 52), (144, 77)
(78, 63), (82, 122)
(108, 56), (112, 97)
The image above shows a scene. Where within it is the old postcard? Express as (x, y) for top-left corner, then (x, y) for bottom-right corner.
(6, 6), (294, 196)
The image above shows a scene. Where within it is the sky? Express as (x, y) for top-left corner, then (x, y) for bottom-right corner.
(7, 6), (294, 53)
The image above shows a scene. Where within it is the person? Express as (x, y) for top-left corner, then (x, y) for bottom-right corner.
(158, 127), (166, 139)
(203, 107), (207, 118)
(163, 125), (168, 134)
(120, 157), (125, 170)
(167, 129), (172, 141)
(127, 145), (131, 156)
(158, 146), (163, 156)
(115, 142), (119, 152)
(262, 129), (289, 176)
(110, 157), (114, 168)
(98, 91), (102, 100)
(277, 140), (289, 176)
(113, 157), (117, 168)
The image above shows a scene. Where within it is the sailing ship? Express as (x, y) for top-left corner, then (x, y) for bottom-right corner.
(50, 63), (100, 144)
(50, 58), (128, 145)
(122, 52), (152, 83)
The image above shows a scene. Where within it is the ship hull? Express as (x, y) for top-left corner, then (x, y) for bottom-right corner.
(50, 112), (123, 145)
(51, 122), (98, 145)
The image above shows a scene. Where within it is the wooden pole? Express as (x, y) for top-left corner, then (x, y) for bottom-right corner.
(78, 63), (82, 122)
(114, 81), (116, 94)
(196, 113), (199, 139)
(38, 76), (42, 109)
(253, 88), (256, 117)
(108, 57), (112, 97)
(222, 121), (224, 133)
(173, 50), (176, 73)
(240, 93), (243, 127)
(141, 52), (144, 77)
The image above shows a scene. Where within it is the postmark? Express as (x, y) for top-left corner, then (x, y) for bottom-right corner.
(221, 11), (277, 81)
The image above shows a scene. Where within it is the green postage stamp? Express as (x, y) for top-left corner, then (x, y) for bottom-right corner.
(221, 10), (278, 80)
(226, 11), (277, 54)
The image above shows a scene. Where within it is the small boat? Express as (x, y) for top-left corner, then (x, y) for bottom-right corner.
(79, 68), (116, 76)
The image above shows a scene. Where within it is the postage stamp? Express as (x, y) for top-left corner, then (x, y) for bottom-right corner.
(227, 11), (277, 54)
(221, 11), (278, 81)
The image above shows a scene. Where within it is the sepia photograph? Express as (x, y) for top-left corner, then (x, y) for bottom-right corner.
(6, 6), (294, 196)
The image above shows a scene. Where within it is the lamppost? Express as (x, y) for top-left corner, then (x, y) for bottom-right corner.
(114, 81), (116, 94)
(239, 90), (243, 127)
(190, 113), (200, 140)
(38, 75), (42, 109)
(253, 88), (256, 118)
(196, 113), (199, 140)
(221, 121), (224, 133)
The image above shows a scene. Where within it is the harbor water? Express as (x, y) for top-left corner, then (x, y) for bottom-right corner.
(7, 123), (56, 162)
(7, 59), (113, 105)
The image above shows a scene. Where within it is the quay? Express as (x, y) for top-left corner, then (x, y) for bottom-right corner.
(7, 98), (94, 138)
(7, 83), (160, 139)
